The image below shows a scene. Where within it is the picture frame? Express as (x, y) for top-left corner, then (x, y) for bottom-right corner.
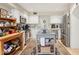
(20, 16), (26, 24)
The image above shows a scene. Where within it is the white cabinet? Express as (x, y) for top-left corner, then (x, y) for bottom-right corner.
(27, 15), (38, 24)
(50, 16), (63, 24)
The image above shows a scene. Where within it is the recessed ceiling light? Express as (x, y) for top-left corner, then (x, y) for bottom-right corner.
(33, 12), (37, 15)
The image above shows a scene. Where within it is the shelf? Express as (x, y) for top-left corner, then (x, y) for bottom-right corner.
(9, 46), (20, 55)
(0, 32), (23, 43)
(0, 26), (16, 28)
(0, 31), (23, 55)
(0, 18), (16, 22)
(4, 46), (20, 55)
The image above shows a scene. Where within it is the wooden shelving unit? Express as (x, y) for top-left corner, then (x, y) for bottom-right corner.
(9, 46), (20, 55)
(0, 26), (16, 28)
(0, 18), (16, 22)
(0, 17), (24, 55)
(0, 32), (24, 55)
(0, 18), (16, 29)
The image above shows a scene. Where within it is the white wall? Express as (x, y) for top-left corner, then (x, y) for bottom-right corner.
(23, 14), (28, 22)
(70, 14), (79, 48)
(10, 9), (20, 23)
(50, 16), (63, 24)
(70, 7), (79, 48)
(0, 4), (12, 10)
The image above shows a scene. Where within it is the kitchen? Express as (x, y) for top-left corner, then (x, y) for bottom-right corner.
(0, 3), (79, 55)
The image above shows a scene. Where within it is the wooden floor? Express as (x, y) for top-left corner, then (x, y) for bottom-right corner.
(17, 39), (79, 55)
(19, 39), (54, 55)
(20, 39), (36, 55)
(55, 40), (79, 55)
(15, 39), (79, 55)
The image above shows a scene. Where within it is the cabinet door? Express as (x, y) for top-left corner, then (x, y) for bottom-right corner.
(62, 14), (70, 47)
(27, 15), (38, 24)
(66, 14), (70, 47)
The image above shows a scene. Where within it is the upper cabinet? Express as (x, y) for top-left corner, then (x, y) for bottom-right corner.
(27, 15), (39, 24)
(50, 16), (63, 24)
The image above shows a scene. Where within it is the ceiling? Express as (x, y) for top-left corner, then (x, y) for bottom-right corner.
(17, 3), (73, 16)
